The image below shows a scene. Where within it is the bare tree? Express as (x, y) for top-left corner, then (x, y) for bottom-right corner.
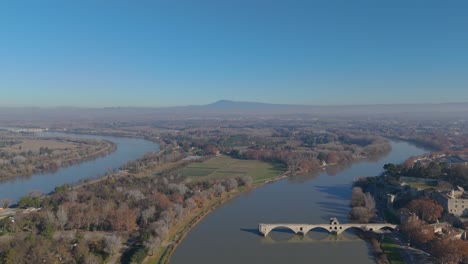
(56, 205), (68, 230)
(144, 236), (161, 256)
(141, 206), (156, 225)
(159, 210), (174, 225)
(0, 199), (11, 209)
(46, 211), (58, 227)
(151, 220), (169, 239)
(363, 192), (376, 216)
(349, 190), (376, 223)
(104, 234), (121, 255)
(11, 155), (26, 164)
(83, 254), (101, 264)
(125, 189), (145, 201)
(351, 187), (365, 207)
(66, 190), (78, 202)
(168, 183), (188, 195)
(350, 207), (371, 223)
(240, 176), (253, 187)
(184, 198), (197, 210)
(213, 183), (225, 196)
(224, 178), (238, 191)
(173, 204), (185, 222)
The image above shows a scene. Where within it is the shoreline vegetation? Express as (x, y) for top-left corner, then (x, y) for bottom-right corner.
(147, 170), (290, 264)
(0, 152), (287, 264)
(0, 132), (117, 181)
(146, 156), (394, 263)
(0, 132), (401, 263)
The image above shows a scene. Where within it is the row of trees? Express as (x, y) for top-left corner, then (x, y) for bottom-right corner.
(396, 196), (468, 263)
(120, 148), (185, 174)
(164, 130), (391, 175)
(0, 167), (254, 263)
(349, 187), (376, 223)
(384, 161), (468, 189)
(230, 137), (390, 174)
(0, 138), (116, 180)
(349, 180), (468, 264)
(399, 197), (443, 245)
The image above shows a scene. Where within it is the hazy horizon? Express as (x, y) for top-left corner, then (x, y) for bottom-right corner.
(1, 1), (468, 107)
(2, 99), (468, 109)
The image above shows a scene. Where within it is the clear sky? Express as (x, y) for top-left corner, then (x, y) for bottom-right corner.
(1, 0), (468, 107)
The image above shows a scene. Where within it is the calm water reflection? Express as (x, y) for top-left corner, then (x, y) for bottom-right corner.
(171, 142), (426, 264)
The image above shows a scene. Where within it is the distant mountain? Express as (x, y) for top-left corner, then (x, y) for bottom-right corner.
(1, 100), (468, 123)
(182, 100), (468, 119)
(203, 100), (285, 109)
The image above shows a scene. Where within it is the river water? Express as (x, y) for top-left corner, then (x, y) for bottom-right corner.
(170, 141), (426, 264)
(0, 132), (159, 202)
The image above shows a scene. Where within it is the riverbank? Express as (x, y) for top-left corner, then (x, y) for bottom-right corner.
(0, 138), (117, 181)
(146, 171), (290, 264)
(354, 230), (392, 264)
(168, 141), (428, 264)
(0, 133), (160, 204)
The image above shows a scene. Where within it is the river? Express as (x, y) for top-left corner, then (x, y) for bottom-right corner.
(170, 141), (427, 264)
(0, 132), (159, 202)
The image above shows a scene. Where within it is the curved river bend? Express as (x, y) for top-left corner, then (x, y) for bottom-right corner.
(0, 132), (159, 202)
(171, 141), (426, 264)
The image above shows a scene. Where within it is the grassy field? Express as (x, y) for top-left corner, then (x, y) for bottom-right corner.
(381, 237), (404, 264)
(145, 156), (286, 263)
(404, 181), (435, 190)
(177, 155), (286, 182)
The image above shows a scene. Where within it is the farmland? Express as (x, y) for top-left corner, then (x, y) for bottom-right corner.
(177, 155), (286, 183)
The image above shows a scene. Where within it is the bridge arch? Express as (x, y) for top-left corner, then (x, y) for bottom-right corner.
(304, 226), (330, 234)
(339, 225), (397, 234)
(259, 221), (398, 237)
(268, 225), (299, 235)
(339, 226), (363, 234)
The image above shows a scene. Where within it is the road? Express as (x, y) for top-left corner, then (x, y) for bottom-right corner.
(385, 232), (439, 264)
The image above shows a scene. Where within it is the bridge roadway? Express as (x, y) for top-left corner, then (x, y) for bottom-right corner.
(259, 217), (397, 236)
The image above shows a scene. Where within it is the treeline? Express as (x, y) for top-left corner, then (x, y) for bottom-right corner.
(0, 139), (116, 180)
(349, 187), (376, 223)
(358, 174), (468, 263)
(172, 133), (285, 153)
(398, 197), (468, 263)
(120, 148), (186, 174)
(392, 196), (468, 263)
(156, 129), (391, 175)
(229, 136), (391, 173)
(0, 170), (253, 263)
(384, 162), (468, 189)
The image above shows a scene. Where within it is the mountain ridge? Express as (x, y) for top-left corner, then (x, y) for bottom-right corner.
(1, 100), (468, 122)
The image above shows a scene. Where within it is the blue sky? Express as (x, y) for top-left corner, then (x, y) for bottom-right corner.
(1, 0), (468, 107)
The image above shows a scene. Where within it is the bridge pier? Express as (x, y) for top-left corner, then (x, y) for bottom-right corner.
(259, 218), (397, 237)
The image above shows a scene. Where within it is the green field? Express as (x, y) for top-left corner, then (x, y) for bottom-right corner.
(177, 155), (286, 182)
(404, 181), (435, 190)
(381, 237), (404, 264)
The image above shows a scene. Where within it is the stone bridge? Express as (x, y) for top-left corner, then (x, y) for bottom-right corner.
(259, 217), (397, 236)
(261, 232), (361, 244)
